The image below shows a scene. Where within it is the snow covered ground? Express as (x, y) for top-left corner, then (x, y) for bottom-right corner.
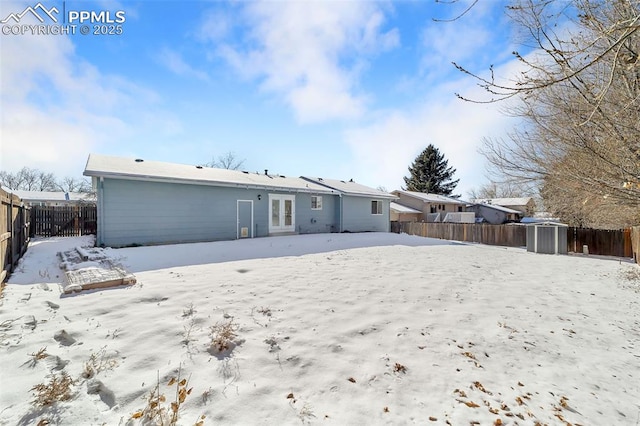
(1, 232), (639, 425)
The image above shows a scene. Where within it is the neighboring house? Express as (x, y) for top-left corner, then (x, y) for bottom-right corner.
(390, 202), (422, 222)
(473, 197), (536, 217)
(391, 190), (467, 222)
(8, 189), (95, 207)
(467, 203), (523, 225)
(83, 154), (394, 247)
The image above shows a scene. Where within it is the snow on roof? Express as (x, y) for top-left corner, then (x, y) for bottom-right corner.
(473, 197), (533, 207)
(390, 202), (422, 214)
(392, 190), (466, 204)
(303, 177), (395, 199)
(9, 190), (92, 202)
(84, 154), (336, 194)
(472, 202), (523, 215)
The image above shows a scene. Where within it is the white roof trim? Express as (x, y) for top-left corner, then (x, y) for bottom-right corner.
(84, 154), (337, 194)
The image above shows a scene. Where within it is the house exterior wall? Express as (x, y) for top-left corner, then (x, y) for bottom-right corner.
(96, 178), (337, 247)
(394, 193), (424, 213)
(390, 211), (421, 222)
(468, 205), (508, 225)
(393, 193), (465, 221)
(505, 201), (535, 216)
(294, 193), (339, 234)
(341, 196), (390, 232)
(426, 202), (465, 215)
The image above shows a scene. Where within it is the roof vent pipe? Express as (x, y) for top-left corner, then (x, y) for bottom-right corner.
(264, 169), (268, 176)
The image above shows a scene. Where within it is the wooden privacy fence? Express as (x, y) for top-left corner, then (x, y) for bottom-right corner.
(1, 188), (30, 284)
(391, 221), (527, 247)
(392, 221), (638, 259)
(30, 205), (97, 237)
(567, 227), (633, 258)
(632, 226), (640, 265)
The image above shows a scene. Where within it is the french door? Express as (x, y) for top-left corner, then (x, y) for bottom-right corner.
(268, 194), (295, 233)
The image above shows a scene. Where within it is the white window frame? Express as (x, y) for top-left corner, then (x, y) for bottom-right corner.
(371, 200), (383, 215)
(311, 195), (323, 210)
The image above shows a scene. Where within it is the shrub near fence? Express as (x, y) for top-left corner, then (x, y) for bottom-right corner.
(391, 221), (527, 247)
(1, 188), (30, 284)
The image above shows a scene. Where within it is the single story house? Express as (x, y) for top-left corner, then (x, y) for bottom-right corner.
(467, 202), (523, 224)
(83, 154), (394, 247)
(391, 190), (467, 222)
(390, 202), (422, 222)
(473, 197), (536, 217)
(7, 189), (94, 207)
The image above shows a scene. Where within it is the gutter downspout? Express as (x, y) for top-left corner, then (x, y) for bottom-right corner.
(98, 177), (104, 246)
(339, 193), (343, 233)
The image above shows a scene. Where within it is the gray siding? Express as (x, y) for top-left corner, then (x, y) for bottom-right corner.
(341, 196), (390, 233)
(295, 193), (339, 234)
(96, 178), (339, 247)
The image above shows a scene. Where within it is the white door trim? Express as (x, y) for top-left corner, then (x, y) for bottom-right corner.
(237, 200), (254, 239)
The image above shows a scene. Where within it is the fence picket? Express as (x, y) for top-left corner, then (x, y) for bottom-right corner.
(30, 206), (97, 237)
(391, 221), (635, 258)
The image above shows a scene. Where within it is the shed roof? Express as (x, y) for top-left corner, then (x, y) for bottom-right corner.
(84, 154), (336, 194)
(392, 190), (466, 205)
(302, 177), (395, 199)
(390, 202), (422, 214)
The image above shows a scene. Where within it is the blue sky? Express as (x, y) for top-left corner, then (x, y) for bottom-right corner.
(1, 0), (523, 197)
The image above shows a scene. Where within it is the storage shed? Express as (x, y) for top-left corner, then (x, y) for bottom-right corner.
(526, 222), (568, 254)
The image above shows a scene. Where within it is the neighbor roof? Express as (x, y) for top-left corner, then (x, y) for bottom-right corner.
(84, 154), (334, 194)
(303, 177), (395, 199)
(9, 190), (92, 202)
(472, 202), (522, 215)
(474, 197), (533, 207)
(392, 190), (466, 205)
(390, 202), (422, 214)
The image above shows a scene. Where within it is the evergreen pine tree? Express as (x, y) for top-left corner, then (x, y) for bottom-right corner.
(403, 144), (459, 196)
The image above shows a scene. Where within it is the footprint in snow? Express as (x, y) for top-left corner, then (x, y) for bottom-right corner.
(43, 355), (69, 371)
(22, 315), (37, 330)
(54, 329), (77, 346)
(44, 301), (60, 310)
(87, 379), (117, 409)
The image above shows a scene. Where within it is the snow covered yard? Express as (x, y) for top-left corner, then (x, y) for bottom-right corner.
(0, 233), (639, 425)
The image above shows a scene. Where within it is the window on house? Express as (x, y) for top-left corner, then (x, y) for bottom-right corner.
(371, 200), (382, 215)
(458, 206), (463, 212)
(311, 196), (322, 210)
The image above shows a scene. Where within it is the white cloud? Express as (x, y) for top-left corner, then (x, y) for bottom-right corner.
(157, 47), (210, 81)
(207, 1), (399, 124)
(344, 64), (524, 197)
(0, 2), (169, 179)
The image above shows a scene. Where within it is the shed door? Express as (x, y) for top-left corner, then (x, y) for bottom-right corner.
(237, 200), (253, 239)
